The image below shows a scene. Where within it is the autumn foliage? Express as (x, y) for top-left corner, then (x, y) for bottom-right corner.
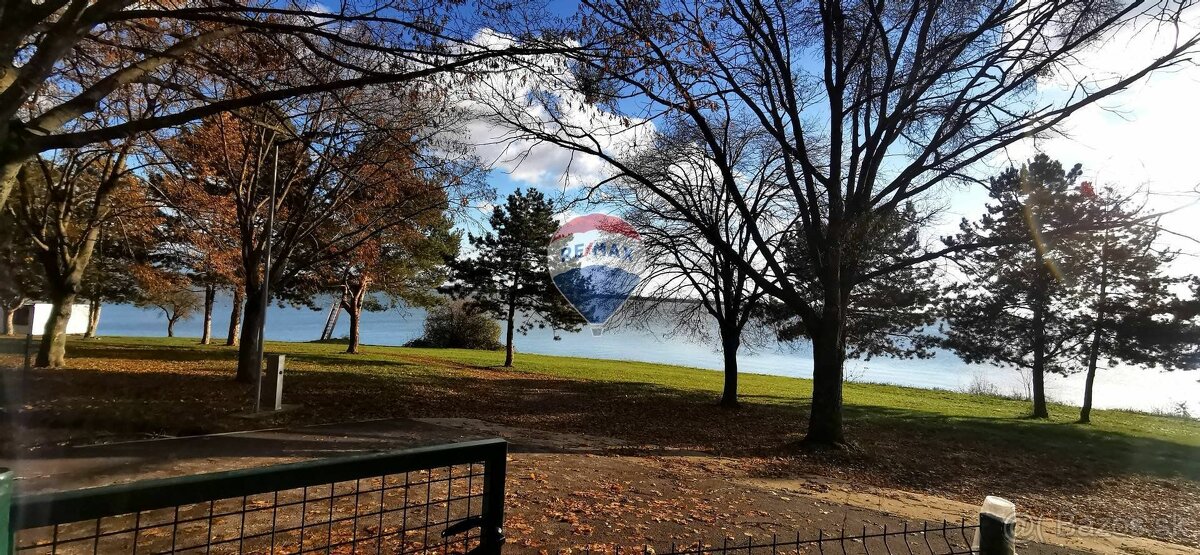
(151, 87), (477, 377)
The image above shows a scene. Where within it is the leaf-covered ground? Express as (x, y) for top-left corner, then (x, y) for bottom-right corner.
(1, 336), (1197, 548)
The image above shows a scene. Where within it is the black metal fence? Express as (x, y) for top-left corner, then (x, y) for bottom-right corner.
(642, 520), (980, 555)
(3, 438), (1009, 555)
(571, 520), (980, 555)
(6, 439), (507, 555)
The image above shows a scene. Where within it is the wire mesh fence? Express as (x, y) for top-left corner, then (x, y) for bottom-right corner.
(8, 439), (507, 555)
(581, 519), (981, 555)
(5, 439), (998, 555)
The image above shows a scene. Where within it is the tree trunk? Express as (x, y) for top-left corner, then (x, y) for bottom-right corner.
(1030, 363), (1048, 418)
(1080, 332), (1101, 423)
(1080, 238), (1110, 424)
(344, 282), (367, 354)
(167, 317), (177, 337)
(719, 326), (740, 408)
(35, 233), (91, 366)
(226, 289), (243, 346)
(200, 284), (216, 345)
(0, 159), (21, 214)
(2, 304), (13, 336)
(345, 306), (361, 354)
(36, 291), (76, 368)
(503, 295), (516, 367)
(84, 298), (101, 338)
(235, 287), (264, 382)
(1030, 291), (1050, 419)
(806, 327), (846, 445)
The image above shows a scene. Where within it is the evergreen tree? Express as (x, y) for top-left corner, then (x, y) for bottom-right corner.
(943, 155), (1090, 418)
(445, 190), (582, 366)
(772, 203), (941, 361)
(1074, 184), (1197, 422)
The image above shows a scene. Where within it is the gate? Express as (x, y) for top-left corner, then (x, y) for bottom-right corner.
(4, 438), (507, 555)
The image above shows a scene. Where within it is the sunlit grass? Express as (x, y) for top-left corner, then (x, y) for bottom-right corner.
(7, 335), (1194, 449)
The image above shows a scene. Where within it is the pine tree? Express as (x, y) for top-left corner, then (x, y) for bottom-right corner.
(445, 190), (582, 366)
(943, 155), (1090, 418)
(1074, 184), (1196, 423)
(772, 203), (941, 361)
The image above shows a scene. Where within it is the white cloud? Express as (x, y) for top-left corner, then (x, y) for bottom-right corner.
(448, 30), (656, 191)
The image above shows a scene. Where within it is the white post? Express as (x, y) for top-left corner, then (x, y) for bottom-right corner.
(975, 496), (1017, 555)
(263, 354), (285, 411)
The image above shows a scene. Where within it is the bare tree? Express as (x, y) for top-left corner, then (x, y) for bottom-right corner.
(480, 0), (1200, 444)
(615, 120), (774, 408)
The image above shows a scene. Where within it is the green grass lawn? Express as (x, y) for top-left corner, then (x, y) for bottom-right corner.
(399, 342), (1200, 446)
(214, 336), (1200, 447)
(5, 335), (1197, 448)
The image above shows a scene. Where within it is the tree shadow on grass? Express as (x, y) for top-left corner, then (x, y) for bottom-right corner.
(282, 353), (422, 371)
(841, 403), (1200, 485)
(65, 342), (239, 362)
(278, 365), (1200, 487)
(11, 338), (423, 371)
(4, 351), (1199, 515)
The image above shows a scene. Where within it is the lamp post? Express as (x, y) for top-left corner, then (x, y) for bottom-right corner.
(253, 145), (278, 413)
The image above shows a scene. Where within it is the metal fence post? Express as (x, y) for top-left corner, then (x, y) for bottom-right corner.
(1, 467), (13, 555)
(22, 333), (32, 373)
(479, 445), (507, 555)
(976, 496), (1016, 555)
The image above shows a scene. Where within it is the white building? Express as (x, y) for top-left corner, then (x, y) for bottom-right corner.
(12, 303), (90, 335)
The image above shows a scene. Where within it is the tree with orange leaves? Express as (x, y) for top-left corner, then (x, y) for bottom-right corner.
(319, 215), (459, 354)
(306, 125), (464, 354)
(154, 92), (485, 380)
(0, 0), (571, 213)
(132, 265), (201, 338)
(150, 162), (244, 345)
(9, 141), (161, 366)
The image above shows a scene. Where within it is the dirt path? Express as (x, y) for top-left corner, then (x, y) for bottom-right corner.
(4, 417), (1188, 554)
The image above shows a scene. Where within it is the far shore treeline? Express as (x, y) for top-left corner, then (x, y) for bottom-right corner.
(2, 0), (1200, 445)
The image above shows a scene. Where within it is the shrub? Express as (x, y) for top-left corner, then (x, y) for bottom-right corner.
(406, 302), (502, 350)
(1150, 401), (1195, 420)
(963, 373), (1030, 401)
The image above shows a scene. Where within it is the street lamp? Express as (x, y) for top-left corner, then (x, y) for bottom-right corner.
(253, 144), (279, 413)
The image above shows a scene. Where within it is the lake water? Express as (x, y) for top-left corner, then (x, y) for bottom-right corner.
(95, 296), (1200, 415)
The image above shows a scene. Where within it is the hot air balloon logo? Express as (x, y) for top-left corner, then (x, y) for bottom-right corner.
(547, 214), (645, 336)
